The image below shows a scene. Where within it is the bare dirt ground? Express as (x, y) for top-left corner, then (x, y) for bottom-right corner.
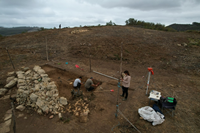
(0, 26), (200, 133)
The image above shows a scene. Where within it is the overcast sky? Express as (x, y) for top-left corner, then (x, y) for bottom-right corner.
(0, 0), (200, 28)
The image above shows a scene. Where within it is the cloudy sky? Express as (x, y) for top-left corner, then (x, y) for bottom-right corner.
(0, 0), (200, 28)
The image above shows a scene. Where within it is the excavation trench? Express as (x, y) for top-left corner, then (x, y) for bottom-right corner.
(41, 64), (102, 100)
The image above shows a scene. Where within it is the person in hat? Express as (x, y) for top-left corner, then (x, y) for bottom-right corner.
(73, 76), (83, 89)
(120, 70), (131, 101)
(85, 77), (98, 91)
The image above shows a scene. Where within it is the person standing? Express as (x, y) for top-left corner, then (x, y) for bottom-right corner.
(121, 70), (131, 101)
(85, 77), (98, 91)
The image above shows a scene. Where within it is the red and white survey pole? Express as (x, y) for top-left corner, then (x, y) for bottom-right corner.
(146, 67), (154, 95)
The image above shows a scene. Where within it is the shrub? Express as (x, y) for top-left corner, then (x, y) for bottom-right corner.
(125, 18), (176, 32)
(106, 20), (116, 26)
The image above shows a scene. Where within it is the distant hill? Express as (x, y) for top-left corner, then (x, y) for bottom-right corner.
(0, 27), (41, 36)
(167, 22), (200, 31)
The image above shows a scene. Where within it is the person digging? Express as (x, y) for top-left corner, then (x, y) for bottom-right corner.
(120, 70), (131, 101)
(72, 76), (83, 97)
(85, 77), (99, 91)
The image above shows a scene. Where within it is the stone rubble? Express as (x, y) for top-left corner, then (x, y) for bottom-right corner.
(0, 109), (12, 133)
(66, 98), (90, 118)
(3, 65), (90, 122)
(5, 65), (68, 115)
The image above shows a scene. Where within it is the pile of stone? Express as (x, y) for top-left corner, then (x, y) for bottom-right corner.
(0, 71), (17, 97)
(3, 66), (68, 115)
(66, 98), (90, 117)
(71, 29), (88, 34)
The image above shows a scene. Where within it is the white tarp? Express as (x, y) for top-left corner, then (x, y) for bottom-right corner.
(138, 106), (165, 126)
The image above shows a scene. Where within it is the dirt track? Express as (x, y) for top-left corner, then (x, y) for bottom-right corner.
(0, 26), (200, 133)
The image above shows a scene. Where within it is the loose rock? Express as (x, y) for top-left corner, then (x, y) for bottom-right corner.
(30, 93), (38, 103)
(4, 79), (17, 89)
(59, 97), (68, 105)
(0, 88), (8, 97)
(58, 113), (62, 119)
(6, 76), (15, 84)
(0, 119), (11, 133)
(7, 71), (16, 77)
(16, 105), (26, 111)
(49, 115), (54, 119)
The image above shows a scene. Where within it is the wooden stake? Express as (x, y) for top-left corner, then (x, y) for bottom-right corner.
(116, 42), (123, 118)
(46, 36), (49, 61)
(6, 48), (15, 70)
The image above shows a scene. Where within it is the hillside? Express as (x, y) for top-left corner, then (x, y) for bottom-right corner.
(167, 22), (200, 31)
(0, 26), (40, 36)
(0, 26), (200, 133)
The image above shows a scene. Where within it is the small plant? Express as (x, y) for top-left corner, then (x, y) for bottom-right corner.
(188, 38), (200, 46)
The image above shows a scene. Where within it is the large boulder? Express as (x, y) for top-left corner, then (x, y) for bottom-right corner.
(7, 71), (16, 77)
(0, 88), (8, 96)
(16, 105), (25, 111)
(0, 119), (11, 133)
(37, 69), (45, 74)
(17, 73), (25, 79)
(17, 79), (26, 88)
(33, 66), (41, 72)
(36, 98), (44, 108)
(4, 78), (17, 89)
(30, 93), (38, 103)
(33, 66), (45, 74)
(59, 97), (68, 105)
(25, 70), (32, 75)
(18, 86), (27, 90)
(6, 76), (15, 84)
(22, 67), (29, 72)
(41, 105), (49, 113)
(16, 71), (24, 75)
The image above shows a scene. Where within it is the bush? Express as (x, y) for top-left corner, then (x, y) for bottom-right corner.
(125, 18), (176, 32)
(106, 20), (116, 26)
(40, 27), (45, 31)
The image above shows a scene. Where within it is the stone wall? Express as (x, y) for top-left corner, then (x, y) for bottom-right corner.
(4, 66), (67, 115)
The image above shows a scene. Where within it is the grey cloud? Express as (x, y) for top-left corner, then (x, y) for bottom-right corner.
(0, 0), (41, 8)
(0, 0), (199, 28)
(77, 0), (184, 10)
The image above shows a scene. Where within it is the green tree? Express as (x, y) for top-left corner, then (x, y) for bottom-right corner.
(106, 20), (116, 26)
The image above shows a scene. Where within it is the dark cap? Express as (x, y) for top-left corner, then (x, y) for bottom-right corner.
(90, 77), (93, 79)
